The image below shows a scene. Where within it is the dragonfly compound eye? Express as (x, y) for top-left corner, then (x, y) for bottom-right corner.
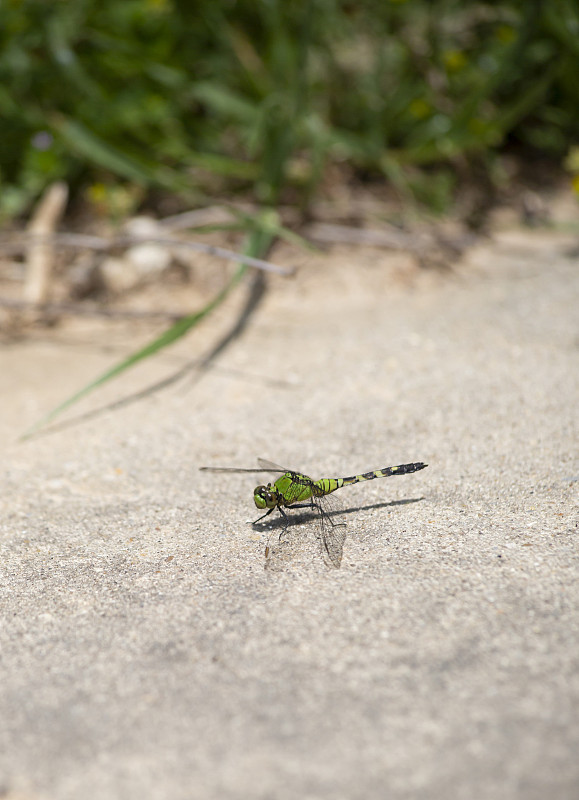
(254, 485), (275, 510)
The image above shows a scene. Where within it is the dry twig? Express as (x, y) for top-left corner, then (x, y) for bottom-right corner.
(24, 182), (69, 304)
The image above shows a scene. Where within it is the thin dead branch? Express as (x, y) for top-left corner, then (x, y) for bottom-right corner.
(1, 231), (293, 276)
(24, 182), (69, 304)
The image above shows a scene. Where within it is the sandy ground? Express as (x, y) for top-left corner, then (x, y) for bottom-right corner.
(0, 224), (578, 799)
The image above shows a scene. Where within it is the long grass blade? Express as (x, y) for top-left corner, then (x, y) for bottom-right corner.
(21, 261), (246, 440)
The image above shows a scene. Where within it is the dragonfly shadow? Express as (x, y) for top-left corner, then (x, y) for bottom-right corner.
(252, 496), (426, 531)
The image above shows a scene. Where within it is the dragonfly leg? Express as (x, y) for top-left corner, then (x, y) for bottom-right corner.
(277, 507), (291, 541)
(253, 507), (275, 524)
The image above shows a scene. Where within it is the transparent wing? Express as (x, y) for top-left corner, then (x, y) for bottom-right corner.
(199, 466), (275, 473)
(318, 521), (346, 569)
(200, 457), (288, 474)
(257, 457), (293, 472)
(314, 493), (347, 568)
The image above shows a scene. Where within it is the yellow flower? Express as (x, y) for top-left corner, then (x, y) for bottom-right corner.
(496, 25), (516, 44)
(443, 50), (467, 72)
(87, 183), (107, 204)
(409, 98), (431, 120)
(146, 0), (172, 11)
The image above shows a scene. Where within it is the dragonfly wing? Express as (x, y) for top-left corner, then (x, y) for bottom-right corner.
(200, 458), (290, 474)
(308, 492), (346, 568)
(200, 466), (280, 473)
(257, 457), (293, 473)
(317, 511), (346, 568)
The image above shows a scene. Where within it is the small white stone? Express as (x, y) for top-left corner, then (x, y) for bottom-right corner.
(126, 243), (171, 277)
(99, 256), (140, 293)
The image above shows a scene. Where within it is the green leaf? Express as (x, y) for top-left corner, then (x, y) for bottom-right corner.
(53, 116), (195, 195)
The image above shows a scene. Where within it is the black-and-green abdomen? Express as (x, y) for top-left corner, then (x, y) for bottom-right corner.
(316, 462), (427, 497)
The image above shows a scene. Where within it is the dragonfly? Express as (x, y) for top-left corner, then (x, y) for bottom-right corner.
(200, 458), (428, 568)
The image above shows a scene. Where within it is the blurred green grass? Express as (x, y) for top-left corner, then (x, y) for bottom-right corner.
(2, 0), (578, 220)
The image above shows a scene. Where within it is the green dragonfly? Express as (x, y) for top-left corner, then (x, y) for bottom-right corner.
(200, 458), (427, 567)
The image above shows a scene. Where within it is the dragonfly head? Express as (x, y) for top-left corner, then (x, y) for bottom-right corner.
(254, 484), (277, 510)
